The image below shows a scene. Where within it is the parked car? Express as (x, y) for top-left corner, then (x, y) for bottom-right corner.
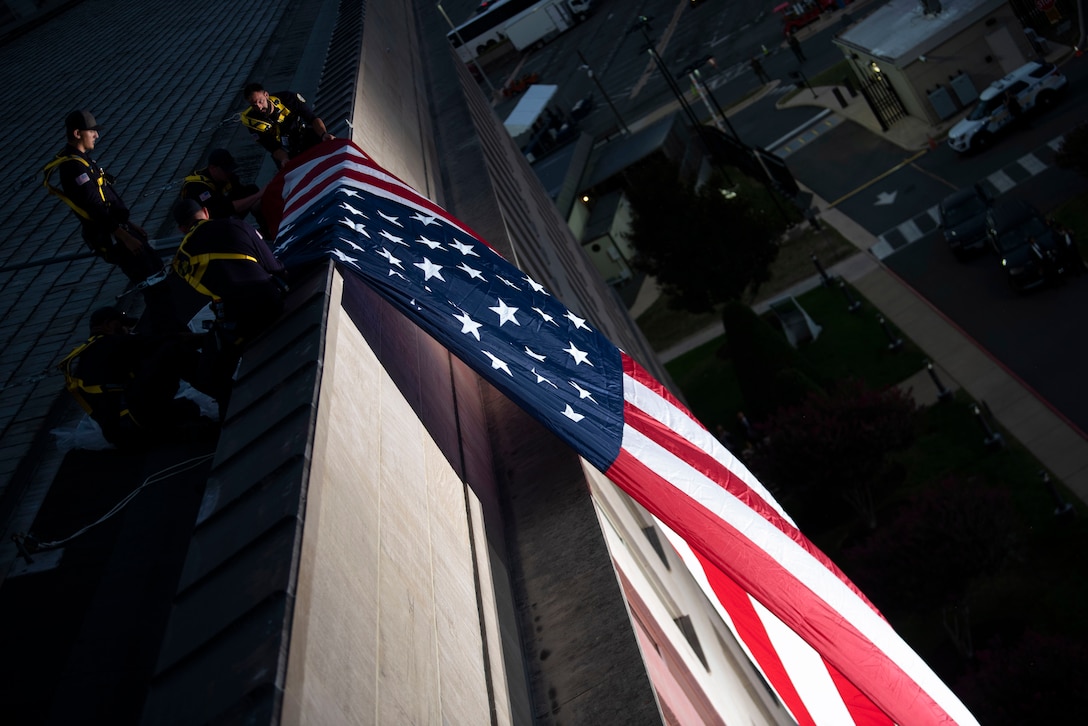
(947, 61), (1067, 154)
(938, 184), (992, 261)
(986, 199), (1067, 292)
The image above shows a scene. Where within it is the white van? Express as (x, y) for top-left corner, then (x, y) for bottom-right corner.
(947, 61), (1067, 154)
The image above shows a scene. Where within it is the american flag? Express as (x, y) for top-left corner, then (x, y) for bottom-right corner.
(264, 140), (978, 726)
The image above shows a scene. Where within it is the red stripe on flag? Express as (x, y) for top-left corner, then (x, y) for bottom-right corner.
(621, 390), (878, 612)
(604, 446), (960, 724)
(693, 553), (818, 726)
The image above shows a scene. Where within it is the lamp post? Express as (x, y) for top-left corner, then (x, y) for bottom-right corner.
(677, 55), (743, 146)
(838, 276), (862, 313)
(576, 49), (629, 135)
(924, 359), (953, 402)
(877, 315), (903, 352)
(972, 403), (1005, 449)
(811, 254), (832, 286)
(789, 68), (818, 100)
(436, 3), (497, 97)
(1038, 471), (1075, 516)
(630, 16), (734, 185)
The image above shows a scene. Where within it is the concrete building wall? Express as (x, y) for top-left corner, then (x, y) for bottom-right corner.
(282, 273), (499, 725)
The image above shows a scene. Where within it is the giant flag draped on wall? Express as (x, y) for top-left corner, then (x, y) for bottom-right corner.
(263, 139), (979, 726)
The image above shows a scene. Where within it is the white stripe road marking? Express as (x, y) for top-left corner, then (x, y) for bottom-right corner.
(1048, 135), (1065, 151)
(987, 169), (1017, 194)
(1019, 153), (1047, 175)
(899, 219), (924, 244)
(927, 205), (941, 225)
(871, 237), (894, 260)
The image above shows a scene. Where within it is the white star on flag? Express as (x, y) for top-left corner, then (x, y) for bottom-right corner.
(411, 212), (439, 226)
(378, 248), (403, 269)
(377, 210), (402, 227)
(340, 202), (367, 217)
(454, 311), (482, 340)
(561, 405), (584, 422)
(533, 307), (558, 325)
(564, 342), (591, 366)
(417, 235), (444, 250)
(570, 381), (597, 403)
(524, 347), (546, 361)
(338, 219), (371, 237)
(525, 276), (548, 294)
(565, 311), (590, 331)
(380, 229), (406, 246)
(450, 240), (478, 257)
(414, 258), (445, 281)
(531, 368), (558, 388)
(483, 351), (512, 376)
(457, 262), (484, 280)
(489, 299), (520, 327)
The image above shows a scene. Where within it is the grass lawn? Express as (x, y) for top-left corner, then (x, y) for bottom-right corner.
(665, 282), (925, 431)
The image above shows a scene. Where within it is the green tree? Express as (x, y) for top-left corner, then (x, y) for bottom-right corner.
(750, 380), (916, 528)
(1056, 122), (1088, 177)
(720, 301), (821, 419)
(623, 156), (781, 313)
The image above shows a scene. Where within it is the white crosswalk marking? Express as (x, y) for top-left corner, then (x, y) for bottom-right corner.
(1018, 153), (1047, 175)
(987, 169), (1017, 194)
(899, 219), (924, 243)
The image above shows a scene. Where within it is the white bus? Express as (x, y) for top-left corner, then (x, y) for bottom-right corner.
(446, 0), (591, 63)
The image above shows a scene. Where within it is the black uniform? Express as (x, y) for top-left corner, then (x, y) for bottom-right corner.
(240, 91), (322, 160)
(44, 145), (186, 334)
(172, 218), (287, 407)
(180, 167), (263, 225)
(59, 332), (202, 448)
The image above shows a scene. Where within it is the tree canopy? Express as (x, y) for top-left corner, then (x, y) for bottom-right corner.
(623, 156), (781, 313)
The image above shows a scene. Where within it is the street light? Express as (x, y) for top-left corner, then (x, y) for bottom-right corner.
(676, 55), (743, 146)
(576, 49), (629, 135)
(628, 17), (735, 185)
(436, 2), (497, 97)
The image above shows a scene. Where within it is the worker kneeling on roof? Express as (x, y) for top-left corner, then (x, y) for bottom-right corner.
(58, 307), (209, 449)
(171, 198), (287, 412)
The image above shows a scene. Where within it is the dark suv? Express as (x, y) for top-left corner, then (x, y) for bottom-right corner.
(986, 199), (1064, 292)
(938, 184), (991, 261)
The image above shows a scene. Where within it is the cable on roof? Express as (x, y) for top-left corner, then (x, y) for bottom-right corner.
(16, 452), (215, 556)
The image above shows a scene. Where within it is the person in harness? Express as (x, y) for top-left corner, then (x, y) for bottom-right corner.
(180, 148), (266, 229)
(58, 306), (208, 449)
(240, 82), (334, 169)
(43, 110), (182, 332)
(171, 198), (287, 413)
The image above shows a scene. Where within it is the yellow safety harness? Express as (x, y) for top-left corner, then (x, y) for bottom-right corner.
(57, 335), (136, 424)
(181, 171), (234, 202)
(173, 219), (259, 300)
(42, 153), (109, 221)
(240, 95), (292, 141)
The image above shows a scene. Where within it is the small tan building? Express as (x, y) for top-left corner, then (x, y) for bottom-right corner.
(834, 0), (1036, 128)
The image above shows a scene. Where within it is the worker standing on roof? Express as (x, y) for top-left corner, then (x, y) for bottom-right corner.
(170, 198), (287, 412)
(43, 110), (182, 332)
(240, 82), (334, 169)
(44, 111), (163, 284)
